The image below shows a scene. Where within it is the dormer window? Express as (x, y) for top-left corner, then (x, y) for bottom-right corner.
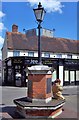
(28, 52), (34, 57)
(57, 54), (62, 58)
(67, 54), (72, 59)
(44, 53), (50, 58)
(13, 51), (20, 56)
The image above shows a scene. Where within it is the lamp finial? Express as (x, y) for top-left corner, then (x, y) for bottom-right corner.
(38, 2), (42, 8)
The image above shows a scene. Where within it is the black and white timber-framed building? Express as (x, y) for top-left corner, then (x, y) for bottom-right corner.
(1, 24), (79, 87)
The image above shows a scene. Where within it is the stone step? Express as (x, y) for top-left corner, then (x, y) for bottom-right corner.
(0, 112), (12, 119)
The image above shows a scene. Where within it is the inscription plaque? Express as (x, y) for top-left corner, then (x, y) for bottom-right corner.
(46, 78), (51, 94)
(28, 80), (32, 94)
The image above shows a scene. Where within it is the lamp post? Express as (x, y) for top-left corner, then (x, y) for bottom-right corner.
(33, 2), (46, 64)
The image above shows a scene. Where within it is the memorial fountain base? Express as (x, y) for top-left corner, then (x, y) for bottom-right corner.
(14, 97), (65, 118)
(13, 65), (65, 118)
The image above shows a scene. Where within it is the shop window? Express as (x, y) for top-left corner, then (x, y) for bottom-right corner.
(44, 53), (50, 58)
(52, 70), (56, 82)
(13, 51), (20, 56)
(28, 52), (34, 57)
(15, 65), (21, 69)
(64, 70), (69, 81)
(76, 71), (79, 81)
(8, 68), (12, 82)
(56, 54), (62, 58)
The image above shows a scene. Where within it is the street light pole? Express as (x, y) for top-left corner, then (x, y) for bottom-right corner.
(38, 22), (41, 64)
(33, 2), (46, 65)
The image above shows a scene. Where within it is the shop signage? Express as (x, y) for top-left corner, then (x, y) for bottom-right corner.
(25, 59), (38, 64)
(43, 60), (52, 64)
(13, 59), (22, 64)
(43, 60), (57, 65)
(65, 60), (79, 65)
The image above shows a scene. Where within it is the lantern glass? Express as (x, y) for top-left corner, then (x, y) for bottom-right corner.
(33, 4), (46, 22)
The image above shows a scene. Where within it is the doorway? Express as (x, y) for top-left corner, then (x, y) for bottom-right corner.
(14, 65), (22, 86)
(15, 71), (22, 86)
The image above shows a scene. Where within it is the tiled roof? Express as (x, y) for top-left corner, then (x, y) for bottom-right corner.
(6, 32), (79, 54)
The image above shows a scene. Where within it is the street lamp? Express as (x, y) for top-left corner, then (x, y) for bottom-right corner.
(33, 2), (46, 64)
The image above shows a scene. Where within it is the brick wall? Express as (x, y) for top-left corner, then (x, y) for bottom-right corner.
(28, 74), (52, 99)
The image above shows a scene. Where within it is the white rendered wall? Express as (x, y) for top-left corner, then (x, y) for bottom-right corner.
(62, 54), (67, 58)
(42, 53), (44, 57)
(50, 53), (56, 58)
(34, 52), (38, 57)
(59, 66), (64, 86)
(77, 55), (79, 59)
(52, 70), (56, 82)
(72, 54), (78, 59)
(7, 51), (13, 57)
(20, 51), (28, 56)
(6, 50), (79, 60)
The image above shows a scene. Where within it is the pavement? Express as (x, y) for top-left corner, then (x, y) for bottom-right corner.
(58, 86), (79, 118)
(0, 85), (79, 119)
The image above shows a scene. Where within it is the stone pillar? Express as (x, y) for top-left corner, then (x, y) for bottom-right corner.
(28, 65), (53, 103)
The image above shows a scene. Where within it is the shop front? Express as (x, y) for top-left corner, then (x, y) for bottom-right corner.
(64, 59), (79, 85)
(2, 56), (79, 86)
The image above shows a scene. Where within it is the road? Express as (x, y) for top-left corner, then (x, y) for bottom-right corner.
(0, 86), (79, 119)
(0, 86), (27, 119)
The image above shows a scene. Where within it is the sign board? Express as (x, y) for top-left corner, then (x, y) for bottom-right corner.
(13, 59), (22, 64)
(28, 80), (32, 94)
(46, 78), (51, 94)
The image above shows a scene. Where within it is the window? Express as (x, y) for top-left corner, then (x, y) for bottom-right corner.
(57, 54), (62, 58)
(28, 52), (34, 57)
(13, 51), (20, 56)
(67, 54), (72, 59)
(44, 53), (50, 58)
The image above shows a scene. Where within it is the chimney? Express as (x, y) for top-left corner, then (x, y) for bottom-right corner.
(12, 24), (18, 32)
